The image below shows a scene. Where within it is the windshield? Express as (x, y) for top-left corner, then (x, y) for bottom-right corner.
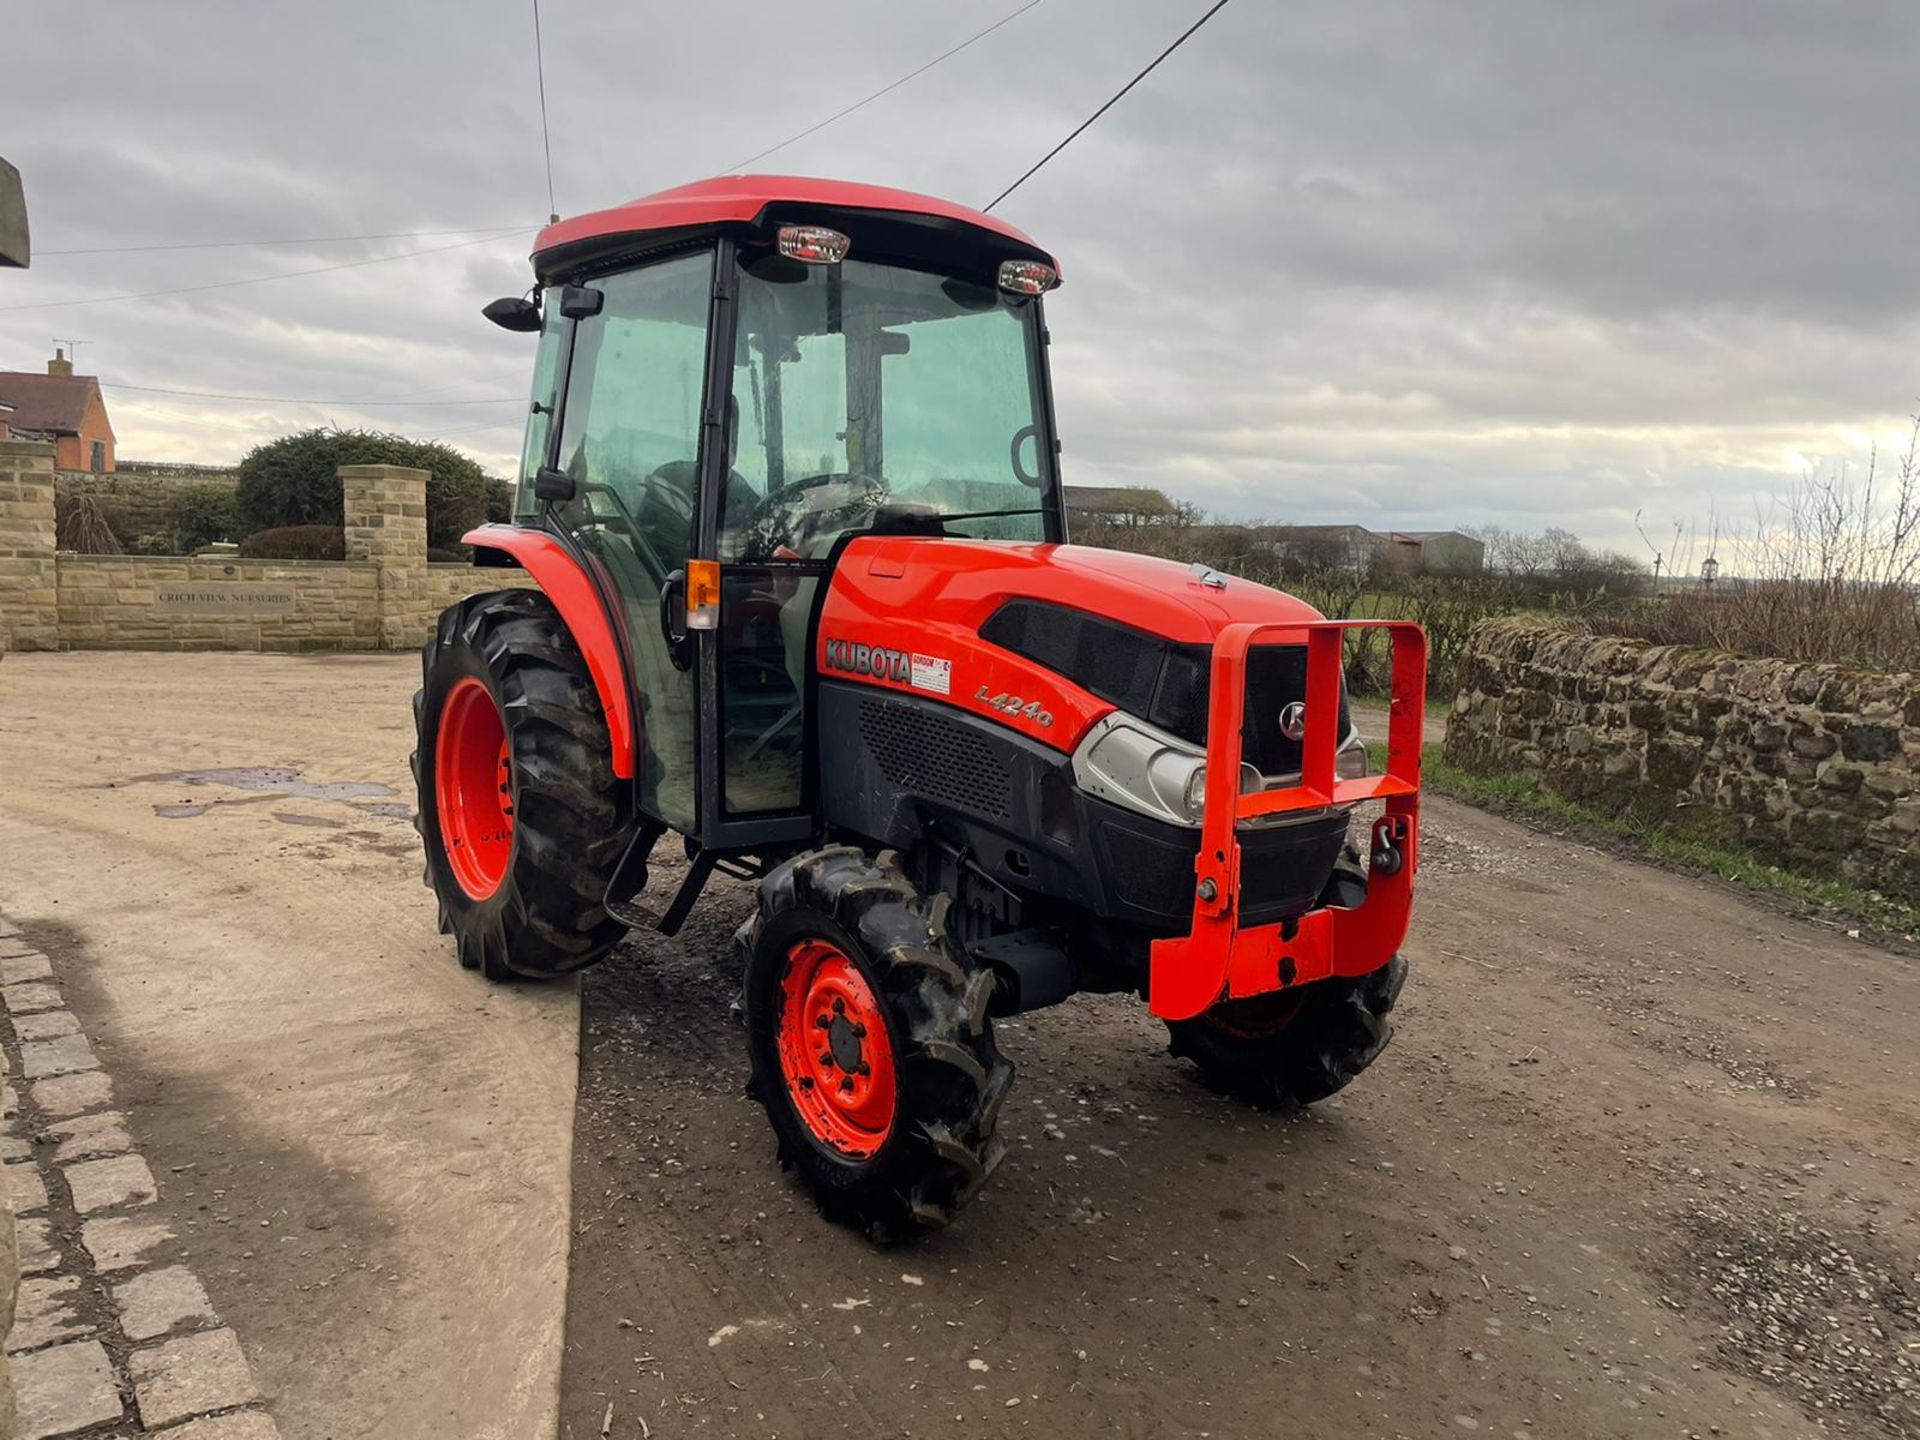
(721, 253), (1053, 560)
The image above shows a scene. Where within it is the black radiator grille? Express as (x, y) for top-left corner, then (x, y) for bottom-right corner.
(858, 696), (1014, 821)
(979, 600), (1349, 780)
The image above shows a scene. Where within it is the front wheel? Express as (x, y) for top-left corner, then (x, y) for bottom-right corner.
(737, 848), (1010, 1241)
(412, 589), (635, 979)
(1166, 956), (1408, 1107)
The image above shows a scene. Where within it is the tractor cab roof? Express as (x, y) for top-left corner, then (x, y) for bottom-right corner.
(532, 174), (1059, 285)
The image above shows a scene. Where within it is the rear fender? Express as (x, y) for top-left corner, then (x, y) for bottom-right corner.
(462, 524), (635, 779)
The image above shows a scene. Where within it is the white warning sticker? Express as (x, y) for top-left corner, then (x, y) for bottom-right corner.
(909, 653), (953, 696)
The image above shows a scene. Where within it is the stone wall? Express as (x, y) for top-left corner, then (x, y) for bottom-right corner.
(0, 440), (59, 651)
(55, 468), (235, 543)
(56, 556), (382, 650)
(1448, 619), (1920, 895)
(2, 448), (529, 653)
(114, 460), (240, 483)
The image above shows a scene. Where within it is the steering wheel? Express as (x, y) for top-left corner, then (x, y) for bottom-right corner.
(743, 470), (889, 556)
(759, 469), (886, 509)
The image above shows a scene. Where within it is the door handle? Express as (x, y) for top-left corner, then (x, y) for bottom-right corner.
(659, 569), (693, 671)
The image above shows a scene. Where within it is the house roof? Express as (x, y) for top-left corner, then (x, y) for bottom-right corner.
(1063, 485), (1177, 516)
(0, 371), (104, 437)
(1268, 524), (1377, 541)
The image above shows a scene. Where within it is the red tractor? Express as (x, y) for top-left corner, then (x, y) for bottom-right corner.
(415, 176), (1425, 1239)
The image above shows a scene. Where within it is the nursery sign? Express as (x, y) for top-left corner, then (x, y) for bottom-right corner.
(153, 584), (298, 614)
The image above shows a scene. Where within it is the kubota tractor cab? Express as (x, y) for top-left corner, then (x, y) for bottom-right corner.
(415, 176), (1426, 1238)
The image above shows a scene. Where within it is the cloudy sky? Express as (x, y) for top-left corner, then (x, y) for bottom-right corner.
(4, 0), (1916, 565)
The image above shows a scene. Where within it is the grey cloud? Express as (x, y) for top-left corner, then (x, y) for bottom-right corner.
(3, 0), (1915, 557)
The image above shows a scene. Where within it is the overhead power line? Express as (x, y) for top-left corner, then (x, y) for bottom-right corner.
(0, 230), (536, 314)
(726, 0), (1049, 172)
(985, 0), (1234, 212)
(38, 226), (530, 257)
(101, 383), (522, 406)
(15, 2), (1048, 314)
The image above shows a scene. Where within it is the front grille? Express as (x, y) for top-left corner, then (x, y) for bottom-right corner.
(977, 599), (1348, 779)
(858, 695), (1013, 821)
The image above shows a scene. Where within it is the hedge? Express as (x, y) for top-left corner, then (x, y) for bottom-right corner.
(234, 428), (495, 551)
(238, 525), (347, 561)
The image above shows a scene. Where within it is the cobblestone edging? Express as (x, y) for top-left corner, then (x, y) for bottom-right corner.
(0, 915), (279, 1440)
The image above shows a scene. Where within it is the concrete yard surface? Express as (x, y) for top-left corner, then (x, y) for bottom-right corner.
(0, 651), (580, 1439)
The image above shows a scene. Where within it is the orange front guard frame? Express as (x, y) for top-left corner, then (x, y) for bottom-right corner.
(1148, 620), (1427, 1021)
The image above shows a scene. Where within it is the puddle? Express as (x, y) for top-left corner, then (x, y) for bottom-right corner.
(137, 767), (396, 802)
(132, 767), (404, 823)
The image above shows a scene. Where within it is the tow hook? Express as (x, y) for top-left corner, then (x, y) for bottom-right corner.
(1371, 815), (1407, 876)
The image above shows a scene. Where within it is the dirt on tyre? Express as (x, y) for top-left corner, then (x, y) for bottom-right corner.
(737, 847), (1011, 1241)
(1167, 956), (1408, 1107)
(412, 588), (634, 979)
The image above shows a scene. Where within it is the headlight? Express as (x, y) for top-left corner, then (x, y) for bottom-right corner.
(1072, 713), (1263, 828)
(1335, 726), (1370, 781)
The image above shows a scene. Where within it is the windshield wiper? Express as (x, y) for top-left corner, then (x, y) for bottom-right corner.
(935, 507), (1046, 524)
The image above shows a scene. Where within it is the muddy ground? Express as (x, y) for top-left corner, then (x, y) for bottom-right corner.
(3, 653), (1914, 1439)
(563, 803), (1918, 1440)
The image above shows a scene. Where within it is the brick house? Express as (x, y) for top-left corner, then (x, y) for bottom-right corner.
(0, 349), (115, 471)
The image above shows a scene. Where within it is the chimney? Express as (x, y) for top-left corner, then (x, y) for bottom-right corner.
(47, 346), (72, 377)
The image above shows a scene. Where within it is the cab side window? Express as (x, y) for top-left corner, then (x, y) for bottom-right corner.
(512, 302), (566, 522)
(550, 250), (714, 831)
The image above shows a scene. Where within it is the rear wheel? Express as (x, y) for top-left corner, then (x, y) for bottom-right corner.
(1166, 956), (1408, 1107)
(412, 588), (635, 979)
(737, 848), (1010, 1241)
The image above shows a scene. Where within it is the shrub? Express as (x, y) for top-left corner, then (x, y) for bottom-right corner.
(56, 493), (124, 555)
(1589, 414), (1920, 671)
(485, 478), (515, 524)
(234, 428), (495, 551)
(239, 525), (346, 561)
(172, 484), (241, 552)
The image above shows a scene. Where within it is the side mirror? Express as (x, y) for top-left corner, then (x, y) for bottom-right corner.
(558, 285), (604, 319)
(533, 467), (575, 502)
(0, 157), (28, 268)
(482, 296), (542, 332)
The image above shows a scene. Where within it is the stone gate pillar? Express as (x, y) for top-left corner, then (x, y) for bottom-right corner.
(339, 464), (429, 651)
(0, 438), (59, 652)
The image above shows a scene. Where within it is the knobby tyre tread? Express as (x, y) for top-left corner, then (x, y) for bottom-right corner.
(1167, 956), (1408, 1108)
(737, 847), (1012, 1242)
(412, 588), (634, 979)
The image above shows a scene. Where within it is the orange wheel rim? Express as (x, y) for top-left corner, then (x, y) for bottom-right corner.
(435, 677), (513, 900)
(776, 938), (897, 1158)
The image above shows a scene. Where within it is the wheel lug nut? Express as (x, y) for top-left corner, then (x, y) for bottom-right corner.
(839, 1076), (854, 1094)
(832, 998), (846, 1015)
(815, 1015), (831, 1030)
(819, 1051), (834, 1068)
(851, 1023), (866, 1039)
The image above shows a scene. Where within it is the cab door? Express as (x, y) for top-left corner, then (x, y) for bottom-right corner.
(545, 249), (714, 832)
